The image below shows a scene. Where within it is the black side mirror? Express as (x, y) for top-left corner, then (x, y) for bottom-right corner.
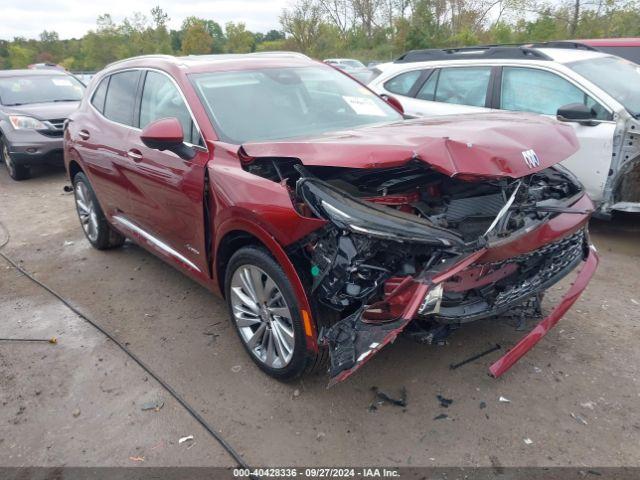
(557, 103), (596, 125)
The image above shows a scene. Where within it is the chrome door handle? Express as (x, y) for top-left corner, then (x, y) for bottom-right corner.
(78, 129), (90, 140)
(127, 149), (143, 162)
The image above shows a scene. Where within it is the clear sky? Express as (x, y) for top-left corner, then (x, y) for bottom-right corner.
(0, 0), (290, 40)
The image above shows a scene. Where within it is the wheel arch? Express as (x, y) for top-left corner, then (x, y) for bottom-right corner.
(68, 159), (84, 182)
(214, 222), (319, 352)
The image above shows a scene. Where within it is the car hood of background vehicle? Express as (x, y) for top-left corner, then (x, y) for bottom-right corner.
(2, 101), (80, 120)
(241, 112), (579, 179)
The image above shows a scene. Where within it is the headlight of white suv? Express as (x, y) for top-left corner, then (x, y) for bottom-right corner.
(9, 115), (47, 130)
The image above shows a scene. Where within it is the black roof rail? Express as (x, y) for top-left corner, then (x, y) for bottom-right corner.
(527, 41), (597, 51)
(394, 46), (552, 63)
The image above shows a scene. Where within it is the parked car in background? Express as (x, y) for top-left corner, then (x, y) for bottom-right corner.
(368, 45), (640, 217)
(538, 38), (640, 65)
(324, 58), (373, 83)
(28, 62), (66, 71)
(0, 69), (85, 180)
(65, 52), (596, 385)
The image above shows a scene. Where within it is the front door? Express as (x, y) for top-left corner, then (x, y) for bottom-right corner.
(124, 70), (209, 276)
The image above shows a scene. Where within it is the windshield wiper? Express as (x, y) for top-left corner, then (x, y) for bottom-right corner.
(52, 99), (79, 102)
(3, 102), (25, 106)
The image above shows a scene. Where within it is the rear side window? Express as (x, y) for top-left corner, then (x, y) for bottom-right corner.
(416, 70), (438, 100)
(501, 67), (610, 120)
(383, 70), (422, 96)
(139, 71), (202, 145)
(431, 67), (492, 107)
(91, 77), (108, 113)
(103, 71), (140, 126)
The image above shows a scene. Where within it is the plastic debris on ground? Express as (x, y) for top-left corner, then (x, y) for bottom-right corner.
(523, 438), (533, 445)
(141, 399), (164, 412)
(433, 413), (448, 420)
(436, 394), (453, 408)
(129, 456), (145, 462)
(499, 396), (511, 403)
(369, 386), (407, 409)
(479, 401), (487, 409)
(570, 412), (588, 425)
(178, 435), (194, 445)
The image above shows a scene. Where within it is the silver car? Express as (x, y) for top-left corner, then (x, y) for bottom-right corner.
(0, 69), (84, 180)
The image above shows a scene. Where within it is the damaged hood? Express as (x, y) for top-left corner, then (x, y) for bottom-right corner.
(241, 112), (579, 179)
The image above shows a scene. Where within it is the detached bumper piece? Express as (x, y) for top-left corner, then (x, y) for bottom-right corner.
(489, 245), (599, 377)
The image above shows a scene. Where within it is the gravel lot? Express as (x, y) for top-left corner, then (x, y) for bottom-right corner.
(1, 164), (639, 468)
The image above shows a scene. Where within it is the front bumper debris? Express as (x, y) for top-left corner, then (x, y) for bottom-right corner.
(489, 245), (599, 377)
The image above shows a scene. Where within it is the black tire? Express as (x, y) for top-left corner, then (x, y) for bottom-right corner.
(1, 139), (30, 181)
(72, 172), (125, 250)
(224, 246), (323, 380)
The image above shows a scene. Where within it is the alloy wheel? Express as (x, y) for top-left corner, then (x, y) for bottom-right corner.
(230, 265), (295, 369)
(3, 144), (15, 178)
(74, 181), (99, 242)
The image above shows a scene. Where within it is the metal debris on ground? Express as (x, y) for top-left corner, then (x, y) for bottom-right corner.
(570, 412), (588, 425)
(178, 435), (194, 445)
(449, 344), (501, 370)
(141, 399), (164, 412)
(370, 386), (407, 408)
(499, 396), (511, 403)
(523, 438), (533, 445)
(479, 401), (487, 409)
(433, 413), (448, 420)
(436, 394), (453, 408)
(0, 337), (57, 344)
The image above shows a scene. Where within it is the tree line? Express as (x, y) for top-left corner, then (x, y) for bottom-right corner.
(1, 0), (639, 71)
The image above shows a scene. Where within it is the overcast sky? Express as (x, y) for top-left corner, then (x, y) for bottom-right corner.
(0, 0), (290, 40)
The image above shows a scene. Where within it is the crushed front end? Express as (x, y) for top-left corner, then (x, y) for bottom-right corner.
(282, 161), (598, 384)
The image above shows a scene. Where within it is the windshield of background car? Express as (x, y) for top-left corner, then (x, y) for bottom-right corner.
(0, 75), (84, 106)
(190, 66), (402, 143)
(568, 56), (640, 115)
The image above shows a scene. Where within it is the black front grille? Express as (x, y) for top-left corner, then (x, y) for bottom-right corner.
(38, 118), (66, 137)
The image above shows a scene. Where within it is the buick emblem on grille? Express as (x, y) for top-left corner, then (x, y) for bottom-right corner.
(522, 149), (540, 169)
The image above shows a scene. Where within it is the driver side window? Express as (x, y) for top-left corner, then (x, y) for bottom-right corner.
(139, 71), (203, 146)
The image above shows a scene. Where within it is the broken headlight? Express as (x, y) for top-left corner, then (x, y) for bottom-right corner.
(296, 177), (464, 247)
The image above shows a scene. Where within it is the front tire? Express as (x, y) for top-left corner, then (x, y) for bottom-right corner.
(1, 139), (30, 181)
(225, 246), (321, 380)
(72, 172), (125, 250)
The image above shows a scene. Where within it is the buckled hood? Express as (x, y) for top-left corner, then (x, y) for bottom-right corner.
(241, 112), (579, 179)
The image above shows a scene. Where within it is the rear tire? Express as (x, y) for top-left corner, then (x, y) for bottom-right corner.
(1, 139), (30, 181)
(225, 246), (323, 380)
(72, 172), (125, 250)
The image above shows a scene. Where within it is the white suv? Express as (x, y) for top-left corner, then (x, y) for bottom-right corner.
(368, 46), (640, 217)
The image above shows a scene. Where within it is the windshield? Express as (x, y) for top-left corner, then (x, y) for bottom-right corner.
(568, 56), (640, 115)
(0, 75), (84, 106)
(191, 66), (402, 143)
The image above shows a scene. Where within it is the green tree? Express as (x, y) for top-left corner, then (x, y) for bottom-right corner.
(181, 21), (214, 54)
(225, 22), (255, 53)
(8, 43), (36, 68)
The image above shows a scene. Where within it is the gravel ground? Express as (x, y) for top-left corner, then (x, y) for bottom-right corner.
(1, 164), (639, 468)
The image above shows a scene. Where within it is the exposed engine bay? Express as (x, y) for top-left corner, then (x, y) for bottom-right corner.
(244, 156), (589, 383)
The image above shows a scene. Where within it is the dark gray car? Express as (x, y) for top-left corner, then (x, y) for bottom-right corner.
(0, 69), (84, 180)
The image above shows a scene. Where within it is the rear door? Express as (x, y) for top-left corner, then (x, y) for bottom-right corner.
(74, 70), (141, 217)
(497, 66), (615, 202)
(402, 66), (495, 116)
(124, 69), (209, 275)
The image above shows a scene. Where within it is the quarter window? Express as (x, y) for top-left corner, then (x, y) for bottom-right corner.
(418, 67), (491, 107)
(91, 77), (108, 114)
(103, 71), (140, 126)
(501, 67), (610, 120)
(383, 70), (422, 96)
(139, 71), (201, 145)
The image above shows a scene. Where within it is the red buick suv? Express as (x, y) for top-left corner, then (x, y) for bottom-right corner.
(64, 53), (598, 385)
